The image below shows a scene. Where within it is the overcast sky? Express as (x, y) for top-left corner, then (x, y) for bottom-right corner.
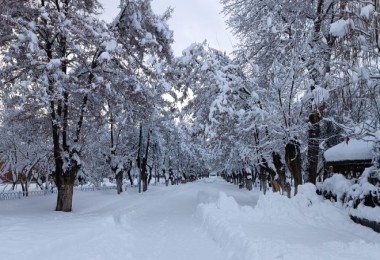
(98, 0), (235, 56)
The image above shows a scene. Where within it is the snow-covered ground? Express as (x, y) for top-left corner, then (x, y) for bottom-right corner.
(1, 178), (379, 260)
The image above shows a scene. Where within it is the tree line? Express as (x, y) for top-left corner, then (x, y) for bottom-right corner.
(0, 0), (379, 212)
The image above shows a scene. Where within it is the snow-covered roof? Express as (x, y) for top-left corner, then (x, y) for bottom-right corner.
(324, 138), (373, 163)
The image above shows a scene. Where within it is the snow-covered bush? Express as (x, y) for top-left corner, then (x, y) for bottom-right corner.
(317, 168), (380, 209)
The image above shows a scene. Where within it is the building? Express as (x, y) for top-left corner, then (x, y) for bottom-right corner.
(324, 138), (373, 179)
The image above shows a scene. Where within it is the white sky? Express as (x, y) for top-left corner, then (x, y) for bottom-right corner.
(98, 0), (235, 56)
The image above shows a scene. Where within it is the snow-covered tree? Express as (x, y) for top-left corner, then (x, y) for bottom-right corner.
(222, 0), (380, 191)
(0, 0), (119, 211)
(172, 42), (264, 185)
(108, 0), (174, 192)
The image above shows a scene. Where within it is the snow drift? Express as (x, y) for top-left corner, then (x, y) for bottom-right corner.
(196, 184), (380, 260)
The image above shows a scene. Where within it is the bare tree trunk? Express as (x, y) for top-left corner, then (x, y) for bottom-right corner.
(53, 93), (85, 211)
(115, 172), (123, 194)
(55, 163), (78, 212)
(20, 178), (26, 197)
(307, 111), (321, 184)
(285, 140), (302, 196)
(272, 151), (291, 197)
(56, 181), (74, 212)
(137, 124), (143, 193)
(245, 176), (253, 191)
(305, 0), (333, 185)
(109, 105), (124, 195)
(260, 167), (267, 195)
(148, 166), (153, 185)
(141, 158), (148, 192)
(127, 161), (133, 186)
(141, 129), (151, 192)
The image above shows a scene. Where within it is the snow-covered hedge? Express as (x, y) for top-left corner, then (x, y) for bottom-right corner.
(317, 167), (380, 223)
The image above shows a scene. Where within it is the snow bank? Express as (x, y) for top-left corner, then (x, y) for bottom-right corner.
(317, 174), (354, 201)
(318, 168), (380, 223)
(350, 204), (380, 223)
(196, 184), (380, 260)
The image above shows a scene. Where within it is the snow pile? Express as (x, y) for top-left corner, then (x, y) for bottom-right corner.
(318, 168), (379, 222)
(317, 174), (354, 202)
(196, 184), (380, 260)
(350, 204), (380, 224)
(318, 168), (380, 231)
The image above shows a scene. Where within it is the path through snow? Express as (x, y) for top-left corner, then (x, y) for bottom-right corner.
(1, 178), (379, 260)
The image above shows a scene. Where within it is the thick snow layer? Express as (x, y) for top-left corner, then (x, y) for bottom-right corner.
(330, 19), (352, 37)
(324, 138), (373, 162)
(312, 86), (329, 105)
(318, 168), (380, 222)
(318, 173), (354, 200)
(350, 205), (380, 223)
(1, 180), (379, 260)
(197, 183), (380, 260)
(361, 4), (374, 19)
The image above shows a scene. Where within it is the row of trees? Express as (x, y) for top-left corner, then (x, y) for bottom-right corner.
(1, 0), (380, 211)
(213, 0), (380, 192)
(0, 0), (185, 211)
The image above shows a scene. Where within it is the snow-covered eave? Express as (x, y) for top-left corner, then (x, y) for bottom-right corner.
(324, 138), (374, 163)
(325, 159), (372, 166)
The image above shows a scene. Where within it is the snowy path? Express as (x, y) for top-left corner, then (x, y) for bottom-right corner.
(122, 185), (226, 260)
(1, 179), (380, 260)
(0, 179), (251, 260)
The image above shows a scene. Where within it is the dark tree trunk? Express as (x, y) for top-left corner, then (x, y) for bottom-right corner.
(53, 93), (85, 211)
(307, 111), (321, 184)
(55, 165), (77, 212)
(137, 124), (143, 193)
(305, 0), (332, 184)
(56, 182), (74, 212)
(20, 179), (26, 197)
(260, 166), (267, 195)
(141, 158), (148, 192)
(245, 176), (253, 191)
(115, 171), (123, 194)
(285, 140), (302, 196)
(127, 161), (133, 186)
(272, 152), (291, 197)
(148, 166), (152, 185)
(141, 128), (151, 192)
(238, 171), (243, 186)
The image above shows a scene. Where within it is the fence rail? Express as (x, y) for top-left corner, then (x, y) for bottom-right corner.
(77, 186), (95, 192)
(0, 191), (22, 200)
(0, 185), (117, 201)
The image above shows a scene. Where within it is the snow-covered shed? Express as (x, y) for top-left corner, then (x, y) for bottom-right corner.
(324, 138), (373, 178)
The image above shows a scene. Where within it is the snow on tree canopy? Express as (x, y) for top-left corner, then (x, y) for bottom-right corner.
(376, 130), (380, 141)
(360, 4), (374, 19)
(324, 138), (374, 163)
(330, 19), (353, 37)
(312, 86), (329, 104)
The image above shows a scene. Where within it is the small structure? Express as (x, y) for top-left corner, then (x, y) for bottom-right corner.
(324, 138), (373, 179)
